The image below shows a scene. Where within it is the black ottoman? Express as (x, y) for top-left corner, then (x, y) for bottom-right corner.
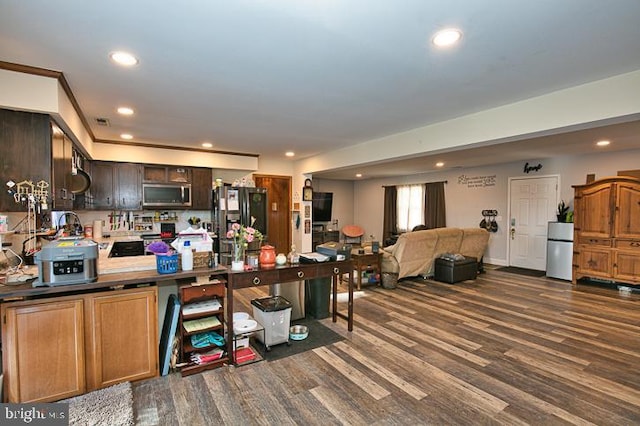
(434, 256), (478, 284)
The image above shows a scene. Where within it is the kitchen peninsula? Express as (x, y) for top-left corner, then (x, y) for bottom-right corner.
(0, 247), (354, 403)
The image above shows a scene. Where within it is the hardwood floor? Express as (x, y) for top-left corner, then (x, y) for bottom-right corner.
(133, 269), (640, 425)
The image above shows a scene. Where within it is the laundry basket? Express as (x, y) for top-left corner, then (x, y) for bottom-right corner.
(156, 253), (178, 274)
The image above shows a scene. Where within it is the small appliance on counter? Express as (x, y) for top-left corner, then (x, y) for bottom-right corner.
(33, 237), (99, 287)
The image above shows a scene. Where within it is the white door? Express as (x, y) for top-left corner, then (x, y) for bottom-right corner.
(508, 176), (559, 270)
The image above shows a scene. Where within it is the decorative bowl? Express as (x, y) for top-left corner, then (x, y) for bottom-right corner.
(289, 325), (309, 340)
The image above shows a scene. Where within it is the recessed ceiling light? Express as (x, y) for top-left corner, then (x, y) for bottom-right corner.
(120, 133), (133, 140)
(109, 51), (139, 66)
(432, 28), (462, 47)
(285, 151), (295, 157)
(201, 142), (213, 148)
(355, 173), (363, 178)
(436, 162), (445, 167)
(596, 140), (610, 147)
(117, 106), (134, 116)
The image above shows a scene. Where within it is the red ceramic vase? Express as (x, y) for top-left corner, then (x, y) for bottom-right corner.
(259, 244), (276, 268)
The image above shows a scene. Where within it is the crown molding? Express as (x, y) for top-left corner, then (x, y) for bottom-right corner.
(94, 138), (259, 157)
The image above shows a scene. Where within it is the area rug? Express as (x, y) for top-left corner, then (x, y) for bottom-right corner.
(259, 317), (345, 362)
(496, 266), (546, 277)
(61, 382), (134, 426)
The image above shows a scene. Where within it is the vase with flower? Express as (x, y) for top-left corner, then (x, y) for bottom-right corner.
(226, 222), (263, 271)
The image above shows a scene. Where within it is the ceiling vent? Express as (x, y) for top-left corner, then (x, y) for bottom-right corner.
(95, 117), (111, 126)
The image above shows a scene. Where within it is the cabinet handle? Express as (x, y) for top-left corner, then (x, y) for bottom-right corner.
(333, 267), (340, 274)
(252, 277), (261, 285)
(297, 271), (304, 278)
(631, 242), (640, 247)
(61, 188), (67, 200)
(107, 197), (110, 205)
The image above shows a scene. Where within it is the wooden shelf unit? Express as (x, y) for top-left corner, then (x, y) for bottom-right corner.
(178, 278), (228, 376)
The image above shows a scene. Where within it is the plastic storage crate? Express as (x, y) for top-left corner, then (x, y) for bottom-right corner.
(251, 296), (292, 349)
(156, 253), (178, 274)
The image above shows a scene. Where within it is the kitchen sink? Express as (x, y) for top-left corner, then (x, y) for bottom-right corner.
(108, 240), (145, 258)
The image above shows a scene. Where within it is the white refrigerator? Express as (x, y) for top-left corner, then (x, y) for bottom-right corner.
(546, 222), (574, 280)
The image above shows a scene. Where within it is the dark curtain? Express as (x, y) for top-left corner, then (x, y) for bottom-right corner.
(424, 181), (446, 228)
(382, 186), (397, 243)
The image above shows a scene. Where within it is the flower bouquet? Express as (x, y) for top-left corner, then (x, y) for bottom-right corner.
(226, 222), (263, 271)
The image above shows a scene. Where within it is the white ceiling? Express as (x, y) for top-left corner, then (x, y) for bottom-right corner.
(1, 0), (640, 179)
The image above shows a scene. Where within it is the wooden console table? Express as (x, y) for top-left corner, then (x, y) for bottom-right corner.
(225, 260), (354, 364)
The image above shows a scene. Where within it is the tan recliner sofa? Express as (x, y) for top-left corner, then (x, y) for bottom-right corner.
(381, 227), (490, 281)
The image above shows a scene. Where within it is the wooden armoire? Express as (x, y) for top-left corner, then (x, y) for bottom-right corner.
(572, 176), (640, 285)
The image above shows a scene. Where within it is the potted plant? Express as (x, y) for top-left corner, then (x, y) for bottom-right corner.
(557, 201), (570, 222)
(188, 216), (201, 229)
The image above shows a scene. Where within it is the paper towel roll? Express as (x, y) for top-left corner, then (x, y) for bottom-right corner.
(93, 219), (103, 239)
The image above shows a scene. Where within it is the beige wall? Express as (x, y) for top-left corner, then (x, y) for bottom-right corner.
(349, 148), (640, 266)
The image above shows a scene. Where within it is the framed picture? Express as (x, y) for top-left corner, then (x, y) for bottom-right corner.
(304, 205), (311, 218)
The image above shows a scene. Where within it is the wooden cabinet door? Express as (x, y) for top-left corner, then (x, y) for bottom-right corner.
(115, 162), (142, 210)
(168, 166), (191, 183)
(1, 299), (85, 402)
(0, 109), (52, 212)
(52, 129), (74, 210)
(191, 167), (212, 210)
(614, 250), (640, 284)
(576, 246), (612, 278)
(90, 161), (116, 209)
(615, 182), (640, 239)
(85, 288), (158, 390)
(575, 182), (613, 238)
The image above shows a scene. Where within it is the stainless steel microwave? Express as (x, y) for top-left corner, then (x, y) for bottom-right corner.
(142, 183), (192, 207)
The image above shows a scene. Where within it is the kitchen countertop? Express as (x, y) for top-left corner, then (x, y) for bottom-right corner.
(96, 235), (157, 274)
(0, 235), (225, 301)
(0, 263), (228, 301)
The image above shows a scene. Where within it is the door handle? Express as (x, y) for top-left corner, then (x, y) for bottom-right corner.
(510, 228), (516, 240)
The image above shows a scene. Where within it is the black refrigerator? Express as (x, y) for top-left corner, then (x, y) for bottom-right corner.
(212, 186), (268, 265)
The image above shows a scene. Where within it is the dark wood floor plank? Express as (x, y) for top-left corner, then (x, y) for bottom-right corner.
(127, 269), (640, 425)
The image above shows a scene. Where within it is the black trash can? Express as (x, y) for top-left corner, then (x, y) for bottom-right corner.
(305, 278), (331, 319)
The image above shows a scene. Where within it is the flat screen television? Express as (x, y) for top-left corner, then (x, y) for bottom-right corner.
(312, 192), (333, 222)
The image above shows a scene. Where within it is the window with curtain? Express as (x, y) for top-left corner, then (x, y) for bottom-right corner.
(396, 184), (424, 232)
